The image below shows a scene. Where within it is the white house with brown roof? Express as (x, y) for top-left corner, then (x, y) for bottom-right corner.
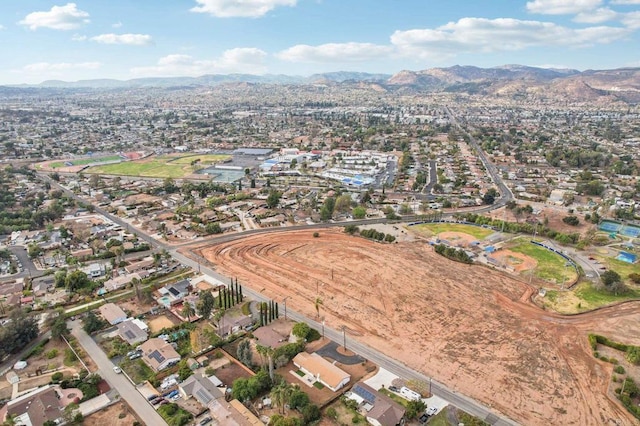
(117, 319), (148, 346)
(292, 352), (350, 392)
(139, 338), (181, 372)
(98, 303), (128, 325)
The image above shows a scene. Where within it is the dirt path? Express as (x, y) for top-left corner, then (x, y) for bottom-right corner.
(196, 229), (638, 426)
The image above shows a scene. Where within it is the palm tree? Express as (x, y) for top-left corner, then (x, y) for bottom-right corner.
(181, 302), (195, 322)
(314, 297), (323, 319)
(131, 277), (141, 301)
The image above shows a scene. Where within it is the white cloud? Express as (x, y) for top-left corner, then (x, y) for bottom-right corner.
(526, 0), (602, 14)
(277, 42), (393, 63)
(22, 61), (101, 73)
(131, 48), (268, 77)
(610, 0), (640, 4)
(19, 3), (90, 30)
(90, 33), (153, 46)
(390, 18), (630, 59)
(621, 10), (640, 27)
(190, 0), (296, 18)
(112, 21), (123, 28)
(72, 34), (87, 41)
(574, 7), (619, 22)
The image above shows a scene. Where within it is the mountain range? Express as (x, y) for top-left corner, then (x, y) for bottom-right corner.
(3, 65), (640, 104)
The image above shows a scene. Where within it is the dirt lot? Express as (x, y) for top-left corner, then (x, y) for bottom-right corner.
(148, 315), (177, 333)
(492, 249), (537, 272)
(196, 228), (640, 426)
(83, 401), (139, 426)
(438, 231), (478, 247)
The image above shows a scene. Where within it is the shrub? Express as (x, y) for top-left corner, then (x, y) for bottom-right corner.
(51, 372), (63, 383)
(312, 232), (319, 238)
(326, 407), (337, 419)
(615, 365), (626, 374)
(46, 349), (59, 359)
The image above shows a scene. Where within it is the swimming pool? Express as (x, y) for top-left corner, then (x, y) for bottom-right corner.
(158, 296), (173, 307)
(617, 251), (637, 264)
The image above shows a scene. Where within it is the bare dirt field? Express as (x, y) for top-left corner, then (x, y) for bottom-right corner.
(148, 315), (177, 333)
(438, 231), (478, 247)
(196, 229), (640, 426)
(83, 401), (139, 426)
(492, 249), (537, 272)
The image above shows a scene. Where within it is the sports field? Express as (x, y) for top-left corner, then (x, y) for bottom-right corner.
(411, 223), (495, 240)
(508, 238), (578, 284)
(87, 154), (230, 178)
(49, 155), (122, 168)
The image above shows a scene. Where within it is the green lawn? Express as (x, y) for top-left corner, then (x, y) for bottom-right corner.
(50, 155), (122, 168)
(509, 239), (578, 284)
(377, 388), (409, 407)
(601, 256), (640, 282)
(574, 281), (640, 305)
(427, 407), (450, 426)
(87, 154), (230, 178)
(168, 154), (230, 165)
(411, 223), (495, 239)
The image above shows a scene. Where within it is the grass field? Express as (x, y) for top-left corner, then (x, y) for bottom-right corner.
(542, 281), (640, 314)
(411, 223), (495, 239)
(168, 154), (230, 165)
(87, 154), (230, 178)
(50, 155), (122, 168)
(509, 239), (578, 284)
(601, 256), (640, 282)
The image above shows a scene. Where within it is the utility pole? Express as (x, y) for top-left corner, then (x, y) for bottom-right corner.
(342, 326), (347, 351)
(322, 321), (325, 340)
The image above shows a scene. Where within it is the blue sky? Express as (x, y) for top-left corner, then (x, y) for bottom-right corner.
(1, 0), (639, 84)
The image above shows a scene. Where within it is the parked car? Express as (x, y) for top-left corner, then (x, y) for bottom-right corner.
(129, 353), (142, 360)
(152, 398), (164, 406)
(426, 406), (438, 416)
(147, 394), (159, 401)
(167, 390), (179, 399)
(388, 386), (399, 392)
(113, 366), (122, 374)
(419, 413), (429, 424)
(199, 417), (212, 425)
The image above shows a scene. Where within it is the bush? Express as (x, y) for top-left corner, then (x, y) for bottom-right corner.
(326, 407), (337, 419)
(615, 365), (626, 374)
(46, 349), (59, 359)
(51, 372), (64, 383)
(312, 232), (319, 238)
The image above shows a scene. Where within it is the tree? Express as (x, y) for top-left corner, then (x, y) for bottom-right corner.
(237, 339), (253, 367)
(405, 399), (427, 419)
(181, 303), (195, 322)
(82, 311), (107, 334)
(352, 206), (366, 219)
(562, 215), (580, 226)
(292, 322), (310, 340)
(602, 270), (622, 287)
(50, 316), (69, 340)
(266, 190), (282, 209)
(314, 297), (323, 319)
(334, 194), (353, 213)
(0, 309), (39, 359)
(197, 290), (215, 319)
(65, 270), (91, 292)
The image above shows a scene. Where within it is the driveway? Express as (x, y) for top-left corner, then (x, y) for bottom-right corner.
(315, 340), (365, 365)
(69, 319), (167, 426)
(8, 245), (44, 279)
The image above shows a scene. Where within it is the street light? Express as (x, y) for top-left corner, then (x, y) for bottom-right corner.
(283, 296), (291, 320)
(322, 321), (325, 340)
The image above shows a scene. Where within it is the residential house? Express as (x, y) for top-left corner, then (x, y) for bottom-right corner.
(217, 313), (252, 337)
(179, 373), (223, 404)
(140, 338), (181, 372)
(347, 382), (406, 426)
(1, 385), (63, 426)
(103, 272), (141, 292)
(117, 319), (149, 346)
(157, 279), (191, 307)
(98, 303), (128, 325)
(125, 257), (155, 274)
(292, 352), (350, 392)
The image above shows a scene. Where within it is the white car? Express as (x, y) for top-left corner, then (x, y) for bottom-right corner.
(426, 406), (438, 416)
(113, 366), (122, 374)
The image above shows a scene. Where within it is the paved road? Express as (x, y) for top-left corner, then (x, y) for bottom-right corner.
(422, 160), (438, 195)
(7, 245), (44, 280)
(69, 319), (167, 426)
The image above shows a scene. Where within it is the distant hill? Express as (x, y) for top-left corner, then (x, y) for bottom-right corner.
(3, 65), (640, 103)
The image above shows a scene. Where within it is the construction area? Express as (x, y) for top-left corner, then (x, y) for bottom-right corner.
(196, 228), (640, 426)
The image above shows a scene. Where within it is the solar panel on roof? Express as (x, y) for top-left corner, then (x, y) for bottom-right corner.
(352, 384), (376, 404)
(149, 350), (166, 363)
(125, 330), (136, 339)
(168, 287), (180, 296)
(195, 388), (212, 404)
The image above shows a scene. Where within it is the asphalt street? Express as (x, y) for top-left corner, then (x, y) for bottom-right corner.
(69, 319), (167, 426)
